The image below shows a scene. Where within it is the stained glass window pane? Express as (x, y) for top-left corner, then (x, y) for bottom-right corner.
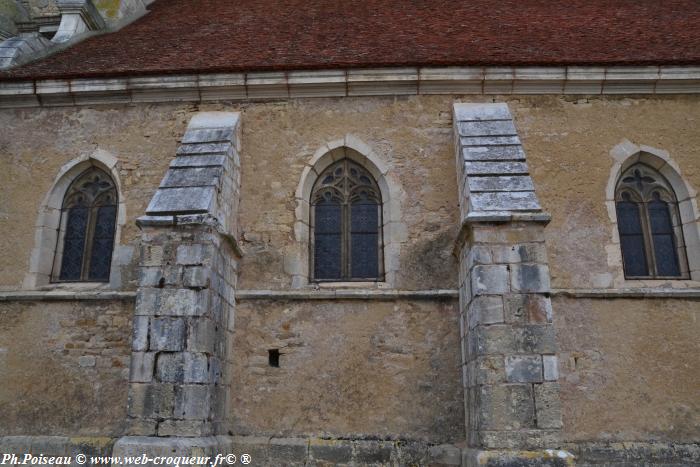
(59, 207), (89, 281)
(88, 205), (117, 281)
(55, 167), (118, 282)
(616, 201), (648, 277)
(350, 202), (379, 278)
(648, 200), (681, 276)
(314, 201), (342, 279)
(311, 159), (383, 282)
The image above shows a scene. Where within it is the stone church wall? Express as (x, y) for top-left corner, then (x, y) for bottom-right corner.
(231, 298), (463, 443)
(555, 296), (700, 443)
(0, 299), (131, 436)
(0, 94), (698, 455)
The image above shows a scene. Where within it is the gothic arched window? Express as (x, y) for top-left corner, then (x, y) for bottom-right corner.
(615, 163), (689, 279)
(53, 167), (118, 282)
(311, 159), (383, 281)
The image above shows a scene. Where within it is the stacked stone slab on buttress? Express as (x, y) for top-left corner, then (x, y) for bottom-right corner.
(454, 102), (544, 222)
(146, 112), (241, 238)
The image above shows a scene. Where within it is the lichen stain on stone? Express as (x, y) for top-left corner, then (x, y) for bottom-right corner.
(95, 0), (120, 18)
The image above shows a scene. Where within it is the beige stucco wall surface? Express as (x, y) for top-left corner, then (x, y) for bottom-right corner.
(513, 95), (700, 289)
(0, 94), (698, 443)
(0, 97), (462, 291)
(554, 296), (700, 443)
(1, 95), (699, 291)
(0, 300), (131, 436)
(230, 298), (463, 443)
(235, 96), (460, 290)
(0, 104), (187, 289)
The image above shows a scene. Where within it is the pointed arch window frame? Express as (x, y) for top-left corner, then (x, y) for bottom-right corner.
(615, 162), (690, 280)
(51, 166), (119, 283)
(309, 158), (385, 282)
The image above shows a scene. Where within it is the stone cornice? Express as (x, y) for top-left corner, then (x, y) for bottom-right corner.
(0, 65), (699, 108)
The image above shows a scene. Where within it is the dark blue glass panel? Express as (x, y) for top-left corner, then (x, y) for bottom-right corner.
(59, 207), (88, 280)
(315, 201), (342, 234)
(351, 233), (378, 278)
(88, 205), (117, 281)
(648, 200), (673, 234)
(648, 200), (680, 276)
(314, 202), (342, 279)
(350, 202), (379, 278)
(616, 201), (648, 277)
(351, 203), (378, 232)
(617, 201), (643, 235)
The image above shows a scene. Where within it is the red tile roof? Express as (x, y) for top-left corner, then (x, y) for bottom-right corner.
(3, 0), (700, 80)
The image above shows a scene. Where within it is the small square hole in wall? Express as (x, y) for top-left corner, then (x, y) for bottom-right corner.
(268, 349), (280, 367)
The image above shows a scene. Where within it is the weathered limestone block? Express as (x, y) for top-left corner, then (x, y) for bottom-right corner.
(503, 294), (552, 324)
(130, 352), (155, 383)
(471, 265), (509, 295)
(131, 315), (149, 351)
(187, 318), (216, 353)
(174, 384), (210, 420)
(149, 317), (186, 351)
(468, 295), (505, 327)
(353, 440), (394, 464)
(467, 356), (506, 386)
(147, 186), (216, 215)
(155, 352), (185, 382)
(183, 266), (210, 288)
(491, 243), (548, 264)
(462, 144), (526, 161)
(177, 243), (213, 265)
(542, 355), (559, 381)
(156, 420), (210, 438)
(309, 439), (353, 464)
(505, 355), (544, 383)
(468, 175), (535, 192)
(510, 264), (551, 293)
(268, 438), (309, 464)
(136, 288), (209, 316)
(471, 191), (542, 212)
(128, 383), (175, 419)
(464, 161), (529, 176)
(463, 448), (575, 467)
(182, 352), (209, 383)
(534, 382), (563, 429)
(478, 384), (536, 431)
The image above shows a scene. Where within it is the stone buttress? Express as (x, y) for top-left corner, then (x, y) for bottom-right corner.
(113, 112), (242, 457)
(453, 103), (575, 466)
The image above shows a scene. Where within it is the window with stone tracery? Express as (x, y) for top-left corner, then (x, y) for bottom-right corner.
(52, 167), (118, 282)
(615, 163), (689, 279)
(310, 159), (383, 281)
